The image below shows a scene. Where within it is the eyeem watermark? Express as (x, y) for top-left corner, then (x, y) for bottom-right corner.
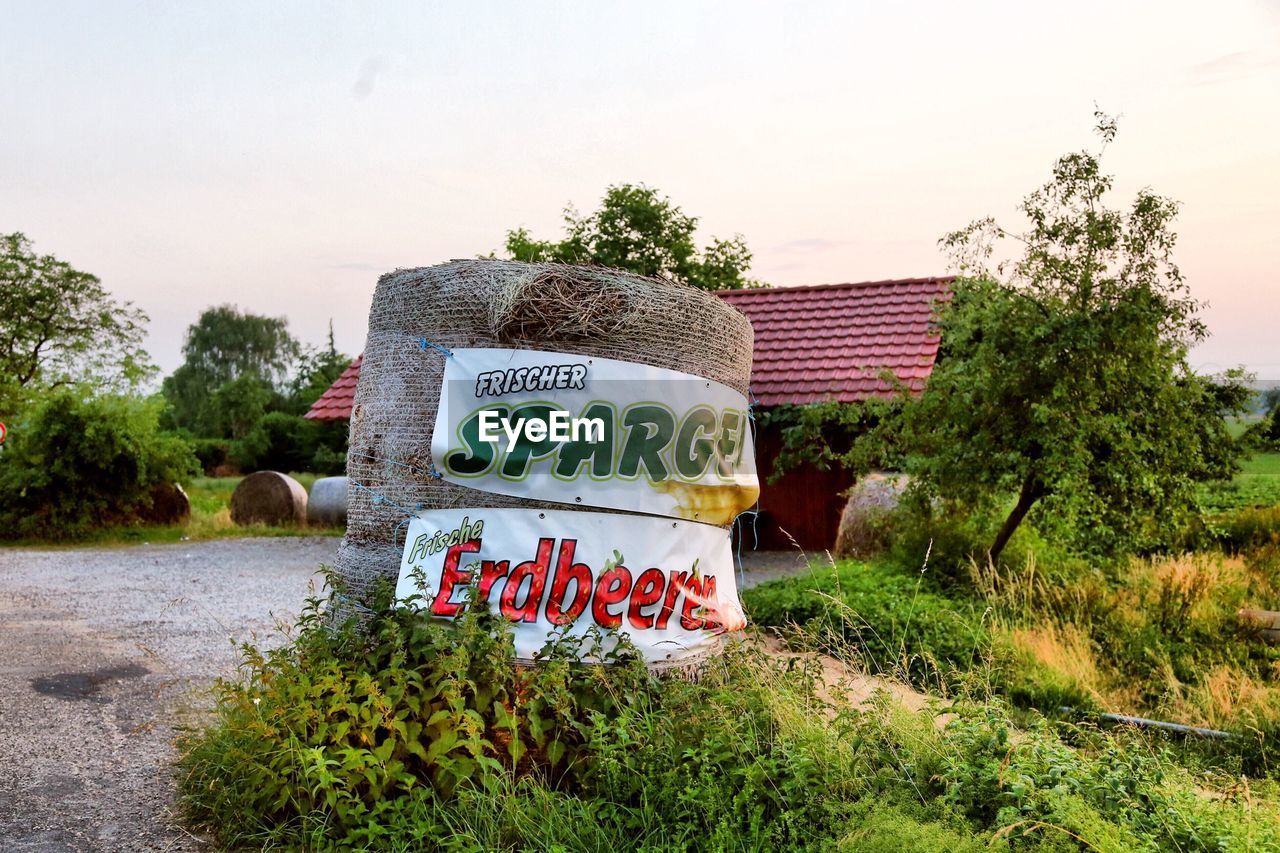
(478, 409), (605, 453)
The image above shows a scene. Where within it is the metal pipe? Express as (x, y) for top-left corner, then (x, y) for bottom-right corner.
(1058, 707), (1236, 741)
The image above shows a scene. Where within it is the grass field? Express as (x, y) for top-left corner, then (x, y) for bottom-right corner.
(1200, 450), (1280, 512)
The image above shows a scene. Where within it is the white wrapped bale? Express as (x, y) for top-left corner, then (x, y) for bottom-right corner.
(307, 476), (349, 526)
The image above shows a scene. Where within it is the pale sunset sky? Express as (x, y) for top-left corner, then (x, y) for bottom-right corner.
(2, 1), (1277, 376)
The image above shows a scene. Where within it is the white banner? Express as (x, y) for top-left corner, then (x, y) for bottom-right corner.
(431, 348), (758, 526)
(395, 507), (744, 664)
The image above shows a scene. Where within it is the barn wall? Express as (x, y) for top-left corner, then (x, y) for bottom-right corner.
(738, 420), (853, 552)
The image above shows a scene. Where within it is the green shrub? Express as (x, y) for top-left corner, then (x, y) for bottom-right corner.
(232, 411), (320, 473)
(231, 411), (347, 475)
(1214, 506), (1280, 554)
(0, 389), (199, 540)
(741, 560), (988, 688)
(188, 437), (232, 475)
(178, 575), (1280, 849)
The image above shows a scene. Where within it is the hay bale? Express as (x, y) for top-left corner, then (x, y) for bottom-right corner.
(1239, 608), (1280, 645)
(338, 260), (753, 603)
(307, 476), (349, 526)
(137, 482), (190, 524)
(230, 471), (307, 526)
(833, 472), (908, 559)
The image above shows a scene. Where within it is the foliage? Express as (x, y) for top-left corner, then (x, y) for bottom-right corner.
(178, 573), (1280, 850)
(742, 559), (989, 688)
(285, 321), (353, 416)
(749, 545), (1280, 776)
(900, 115), (1248, 560)
(159, 308), (349, 470)
(189, 437), (233, 475)
(0, 232), (152, 412)
(232, 411), (347, 475)
(756, 397), (903, 481)
(161, 305), (299, 436)
(504, 183), (756, 290)
(0, 389), (198, 540)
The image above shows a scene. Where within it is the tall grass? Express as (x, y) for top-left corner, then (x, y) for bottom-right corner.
(176, 570), (1280, 850)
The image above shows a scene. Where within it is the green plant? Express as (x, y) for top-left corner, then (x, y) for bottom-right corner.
(188, 437), (232, 475)
(179, 572), (653, 843)
(504, 183), (756, 291)
(900, 114), (1249, 562)
(178, 568), (1280, 850)
(232, 411), (320, 473)
(0, 232), (153, 412)
(741, 560), (988, 688)
(0, 389), (199, 540)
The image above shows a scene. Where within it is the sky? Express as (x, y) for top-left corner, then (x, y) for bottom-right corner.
(2, 0), (1278, 378)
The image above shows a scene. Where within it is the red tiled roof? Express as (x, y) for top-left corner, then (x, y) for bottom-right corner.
(303, 277), (952, 418)
(304, 354), (362, 421)
(719, 277), (952, 406)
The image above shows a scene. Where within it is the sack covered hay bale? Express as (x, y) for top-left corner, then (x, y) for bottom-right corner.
(137, 482), (191, 525)
(230, 471), (308, 526)
(833, 472), (908, 559)
(337, 259), (753, 603)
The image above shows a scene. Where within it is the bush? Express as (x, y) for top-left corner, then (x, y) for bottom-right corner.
(1214, 506), (1280, 554)
(188, 437), (232, 475)
(178, 573), (1280, 850)
(232, 412), (347, 475)
(0, 389), (199, 540)
(180, 575), (869, 849)
(232, 411), (319, 473)
(741, 560), (988, 688)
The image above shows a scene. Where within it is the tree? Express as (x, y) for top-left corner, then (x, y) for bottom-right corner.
(162, 305), (299, 436)
(0, 233), (152, 412)
(286, 320), (352, 416)
(900, 114), (1248, 561)
(504, 184), (756, 290)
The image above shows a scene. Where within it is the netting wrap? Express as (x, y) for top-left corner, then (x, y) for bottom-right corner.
(336, 260), (754, 605)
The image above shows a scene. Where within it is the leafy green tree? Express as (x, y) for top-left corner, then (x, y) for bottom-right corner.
(162, 305), (299, 436)
(901, 114), (1248, 561)
(0, 233), (152, 412)
(504, 184), (756, 290)
(285, 321), (352, 416)
(210, 373), (274, 440)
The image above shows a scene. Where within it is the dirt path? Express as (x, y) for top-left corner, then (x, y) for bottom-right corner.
(0, 538), (336, 851)
(0, 539), (836, 851)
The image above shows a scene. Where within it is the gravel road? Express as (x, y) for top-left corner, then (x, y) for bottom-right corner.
(0, 537), (816, 851)
(0, 537), (337, 851)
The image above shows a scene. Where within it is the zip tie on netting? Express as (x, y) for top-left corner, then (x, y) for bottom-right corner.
(733, 508), (762, 587)
(351, 480), (425, 549)
(417, 337), (454, 359)
(393, 507), (425, 549)
(350, 480), (420, 518)
(349, 450), (442, 479)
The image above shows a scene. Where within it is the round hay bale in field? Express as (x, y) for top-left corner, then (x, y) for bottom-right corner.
(230, 471), (308, 526)
(833, 472), (908, 559)
(137, 482), (191, 524)
(337, 259), (753, 604)
(307, 476), (349, 526)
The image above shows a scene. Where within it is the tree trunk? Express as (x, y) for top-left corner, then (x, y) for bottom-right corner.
(988, 474), (1043, 564)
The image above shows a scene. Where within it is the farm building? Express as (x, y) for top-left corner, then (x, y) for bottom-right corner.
(306, 276), (953, 550)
